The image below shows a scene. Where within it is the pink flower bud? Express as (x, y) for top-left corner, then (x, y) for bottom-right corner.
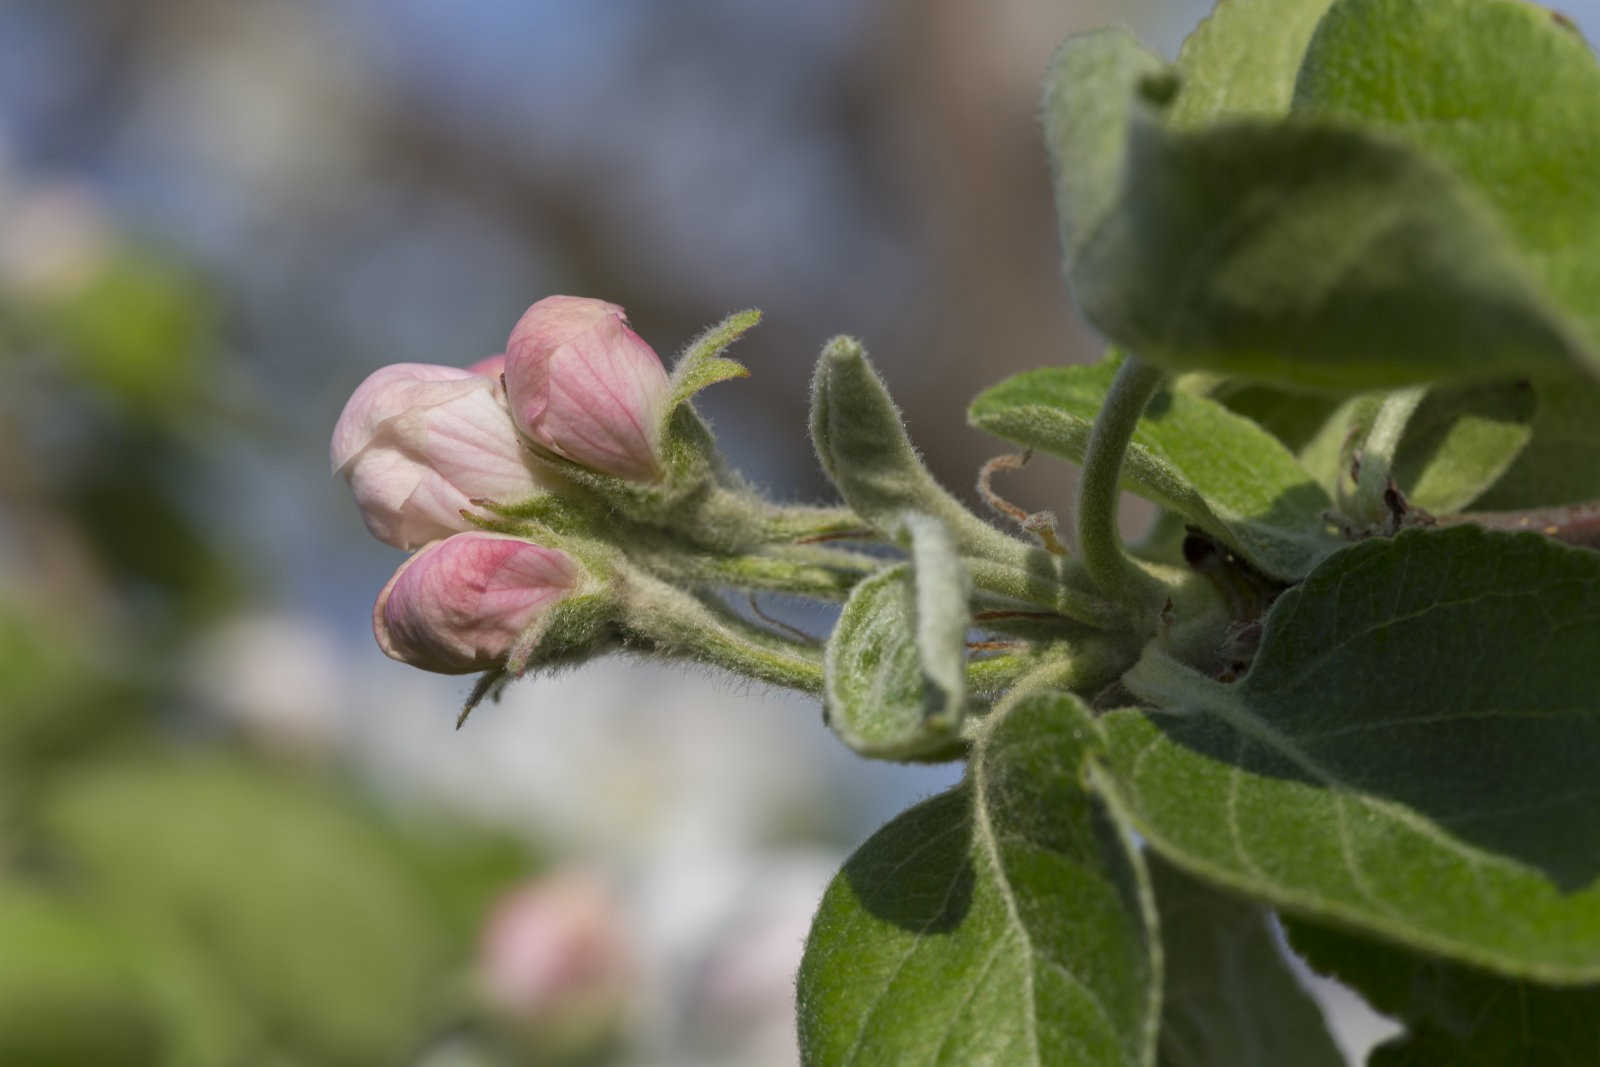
(504, 296), (670, 483)
(477, 871), (633, 1026)
(332, 361), (546, 550)
(373, 532), (581, 673)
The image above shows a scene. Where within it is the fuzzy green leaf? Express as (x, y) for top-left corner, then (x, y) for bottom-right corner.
(1097, 526), (1600, 982)
(1151, 857), (1344, 1067)
(1286, 918), (1600, 1066)
(970, 356), (1341, 579)
(810, 337), (1018, 562)
(1293, 0), (1600, 353)
(1169, 0), (1337, 124)
(897, 512), (973, 732)
(1299, 383), (1537, 514)
(1072, 112), (1593, 389)
(823, 550), (967, 761)
(797, 691), (1157, 1066)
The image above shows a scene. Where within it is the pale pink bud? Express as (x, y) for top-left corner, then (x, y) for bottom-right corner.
(504, 296), (670, 483)
(478, 871), (633, 1024)
(373, 532), (581, 673)
(332, 362), (546, 550)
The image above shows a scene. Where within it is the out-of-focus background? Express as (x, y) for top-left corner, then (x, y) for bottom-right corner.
(3, 2), (1595, 1064)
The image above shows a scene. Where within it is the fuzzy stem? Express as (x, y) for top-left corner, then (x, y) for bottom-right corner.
(1352, 386), (1427, 521)
(1075, 355), (1170, 612)
(696, 486), (874, 546)
(624, 573), (825, 693)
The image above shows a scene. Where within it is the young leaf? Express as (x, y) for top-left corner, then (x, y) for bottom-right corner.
(822, 549), (967, 761)
(797, 691), (1157, 1066)
(1150, 857), (1344, 1067)
(970, 356), (1341, 580)
(1072, 113), (1594, 389)
(810, 336), (1016, 561)
(1293, 0), (1600, 353)
(1298, 383), (1536, 514)
(1096, 526), (1600, 983)
(1286, 918), (1600, 1066)
(1169, 0), (1337, 124)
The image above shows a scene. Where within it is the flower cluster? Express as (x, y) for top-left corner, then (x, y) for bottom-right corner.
(333, 296), (670, 674)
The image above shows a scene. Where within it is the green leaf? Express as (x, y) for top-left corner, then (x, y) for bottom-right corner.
(1472, 380), (1600, 509)
(1096, 525), (1600, 982)
(823, 560), (966, 761)
(1293, 0), (1600, 351)
(1286, 918), (1600, 1066)
(797, 691), (1158, 1066)
(1299, 384), (1537, 514)
(1042, 29), (1168, 261)
(666, 308), (759, 411)
(897, 512), (974, 731)
(1169, 0), (1338, 124)
(1151, 857), (1344, 1067)
(810, 336), (1016, 561)
(1072, 112), (1593, 389)
(1202, 380), (1343, 454)
(970, 356), (1341, 580)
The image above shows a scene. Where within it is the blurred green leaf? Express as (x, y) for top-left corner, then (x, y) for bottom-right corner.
(798, 691), (1157, 1066)
(0, 883), (166, 1066)
(1100, 526), (1600, 982)
(1071, 113), (1593, 389)
(1170, 0), (1337, 124)
(1042, 29), (1168, 262)
(1472, 381), (1600, 509)
(43, 756), (466, 1065)
(1287, 917), (1600, 1066)
(970, 356), (1341, 579)
(1293, 0), (1600, 352)
(1151, 857), (1343, 1067)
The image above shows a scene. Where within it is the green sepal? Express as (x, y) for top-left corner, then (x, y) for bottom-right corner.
(665, 309), (759, 412)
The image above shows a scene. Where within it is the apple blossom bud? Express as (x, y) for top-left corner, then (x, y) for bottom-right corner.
(373, 532), (581, 673)
(504, 296), (670, 483)
(465, 352), (506, 379)
(477, 870), (633, 1030)
(332, 362), (546, 550)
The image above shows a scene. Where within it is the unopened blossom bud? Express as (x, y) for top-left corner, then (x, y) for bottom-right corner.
(373, 532), (581, 673)
(332, 361), (545, 550)
(477, 871), (633, 1028)
(504, 296), (670, 483)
